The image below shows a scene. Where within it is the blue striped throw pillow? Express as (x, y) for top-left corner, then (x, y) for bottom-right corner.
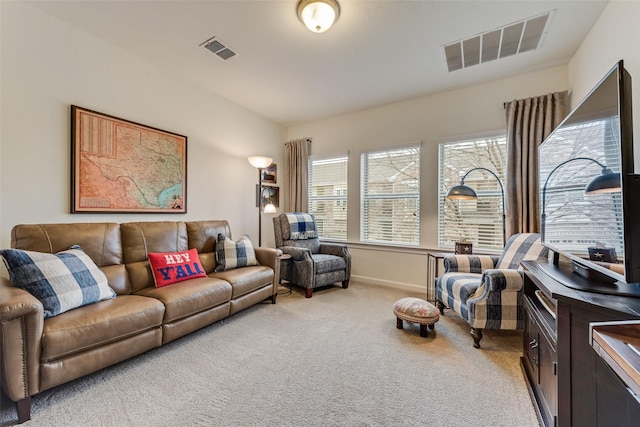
(214, 234), (258, 272)
(1, 245), (116, 318)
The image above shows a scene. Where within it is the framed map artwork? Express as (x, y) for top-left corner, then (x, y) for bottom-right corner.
(71, 106), (187, 213)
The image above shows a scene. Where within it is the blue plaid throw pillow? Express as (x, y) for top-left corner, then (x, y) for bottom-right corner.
(214, 234), (258, 272)
(1, 245), (116, 318)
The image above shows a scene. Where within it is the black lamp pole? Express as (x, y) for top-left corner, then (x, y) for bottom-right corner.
(248, 155), (273, 247)
(257, 167), (264, 246)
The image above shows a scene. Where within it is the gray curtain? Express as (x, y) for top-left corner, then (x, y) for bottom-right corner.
(284, 138), (311, 212)
(504, 91), (568, 237)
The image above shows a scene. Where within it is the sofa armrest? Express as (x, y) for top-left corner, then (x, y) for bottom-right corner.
(277, 245), (312, 262)
(466, 269), (526, 330)
(254, 247), (280, 272)
(254, 247), (281, 297)
(482, 269), (525, 292)
(319, 242), (348, 257)
(0, 277), (44, 402)
(444, 255), (499, 274)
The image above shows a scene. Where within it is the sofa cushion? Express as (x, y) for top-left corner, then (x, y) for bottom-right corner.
(148, 249), (207, 287)
(312, 253), (347, 274)
(40, 294), (164, 362)
(436, 272), (482, 321)
(135, 277), (232, 323)
(1, 246), (116, 318)
(185, 220), (233, 274)
(215, 234), (258, 272)
(211, 265), (274, 299)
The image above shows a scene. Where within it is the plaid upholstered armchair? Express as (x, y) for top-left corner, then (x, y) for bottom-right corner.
(435, 233), (548, 348)
(273, 213), (351, 298)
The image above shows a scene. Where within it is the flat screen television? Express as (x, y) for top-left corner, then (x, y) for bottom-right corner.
(538, 60), (640, 297)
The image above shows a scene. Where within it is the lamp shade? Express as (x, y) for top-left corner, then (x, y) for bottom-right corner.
(445, 184), (478, 200)
(263, 203), (277, 214)
(585, 171), (621, 194)
(248, 156), (273, 169)
(297, 0), (339, 33)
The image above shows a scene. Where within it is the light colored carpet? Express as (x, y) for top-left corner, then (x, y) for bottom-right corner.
(1, 282), (540, 426)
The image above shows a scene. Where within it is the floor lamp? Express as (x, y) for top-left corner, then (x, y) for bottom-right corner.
(541, 157), (621, 241)
(248, 155), (274, 246)
(445, 167), (506, 245)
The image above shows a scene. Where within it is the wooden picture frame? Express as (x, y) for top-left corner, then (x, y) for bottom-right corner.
(256, 185), (279, 208)
(71, 105), (187, 213)
(262, 163), (277, 184)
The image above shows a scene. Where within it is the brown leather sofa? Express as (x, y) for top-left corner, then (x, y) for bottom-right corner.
(0, 220), (280, 424)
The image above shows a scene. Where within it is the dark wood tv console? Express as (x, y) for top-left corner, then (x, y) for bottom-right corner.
(521, 260), (640, 427)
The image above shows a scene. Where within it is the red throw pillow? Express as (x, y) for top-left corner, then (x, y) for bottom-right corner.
(148, 248), (207, 287)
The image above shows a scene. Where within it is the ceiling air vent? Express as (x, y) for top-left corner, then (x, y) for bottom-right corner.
(443, 11), (553, 72)
(201, 36), (237, 61)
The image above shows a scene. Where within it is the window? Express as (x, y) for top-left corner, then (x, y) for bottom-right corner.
(438, 137), (506, 250)
(308, 154), (348, 240)
(360, 144), (420, 245)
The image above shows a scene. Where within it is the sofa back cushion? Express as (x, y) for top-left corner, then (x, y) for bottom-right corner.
(186, 220), (232, 274)
(9, 223), (129, 295)
(121, 222), (189, 293)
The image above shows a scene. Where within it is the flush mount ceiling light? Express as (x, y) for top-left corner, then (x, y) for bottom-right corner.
(297, 0), (340, 33)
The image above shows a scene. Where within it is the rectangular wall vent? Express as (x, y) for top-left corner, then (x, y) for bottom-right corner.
(443, 11), (553, 72)
(201, 36), (237, 61)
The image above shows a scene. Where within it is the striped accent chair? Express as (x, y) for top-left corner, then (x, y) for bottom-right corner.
(273, 213), (351, 298)
(435, 233), (548, 348)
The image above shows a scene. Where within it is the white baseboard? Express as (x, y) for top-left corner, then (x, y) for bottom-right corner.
(350, 275), (426, 293)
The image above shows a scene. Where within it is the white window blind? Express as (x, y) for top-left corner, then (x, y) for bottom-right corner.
(360, 144), (420, 245)
(539, 117), (623, 254)
(308, 154), (348, 240)
(438, 137), (506, 250)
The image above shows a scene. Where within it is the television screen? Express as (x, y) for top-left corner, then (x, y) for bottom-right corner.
(538, 61), (639, 293)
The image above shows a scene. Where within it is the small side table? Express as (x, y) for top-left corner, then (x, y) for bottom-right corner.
(278, 253), (293, 295)
(427, 252), (450, 303)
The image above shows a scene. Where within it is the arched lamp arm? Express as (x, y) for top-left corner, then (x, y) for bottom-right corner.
(541, 157), (610, 241)
(460, 167), (506, 244)
(461, 167), (505, 216)
(541, 157), (608, 217)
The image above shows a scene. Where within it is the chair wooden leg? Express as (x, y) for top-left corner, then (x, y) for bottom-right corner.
(435, 299), (445, 314)
(16, 396), (31, 424)
(471, 327), (483, 348)
(305, 288), (313, 298)
(271, 294), (277, 304)
(342, 279), (349, 289)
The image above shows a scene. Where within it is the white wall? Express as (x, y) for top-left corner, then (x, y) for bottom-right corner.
(568, 0), (640, 167)
(4, 2), (637, 293)
(288, 1), (640, 293)
(0, 2), (286, 248)
(288, 66), (569, 291)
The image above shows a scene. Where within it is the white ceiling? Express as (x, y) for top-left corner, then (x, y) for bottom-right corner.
(29, 0), (608, 126)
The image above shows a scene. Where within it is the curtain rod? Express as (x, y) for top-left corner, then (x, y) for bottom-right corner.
(284, 138), (312, 145)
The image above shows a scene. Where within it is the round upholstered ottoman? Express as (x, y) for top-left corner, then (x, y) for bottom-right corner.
(393, 297), (440, 337)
